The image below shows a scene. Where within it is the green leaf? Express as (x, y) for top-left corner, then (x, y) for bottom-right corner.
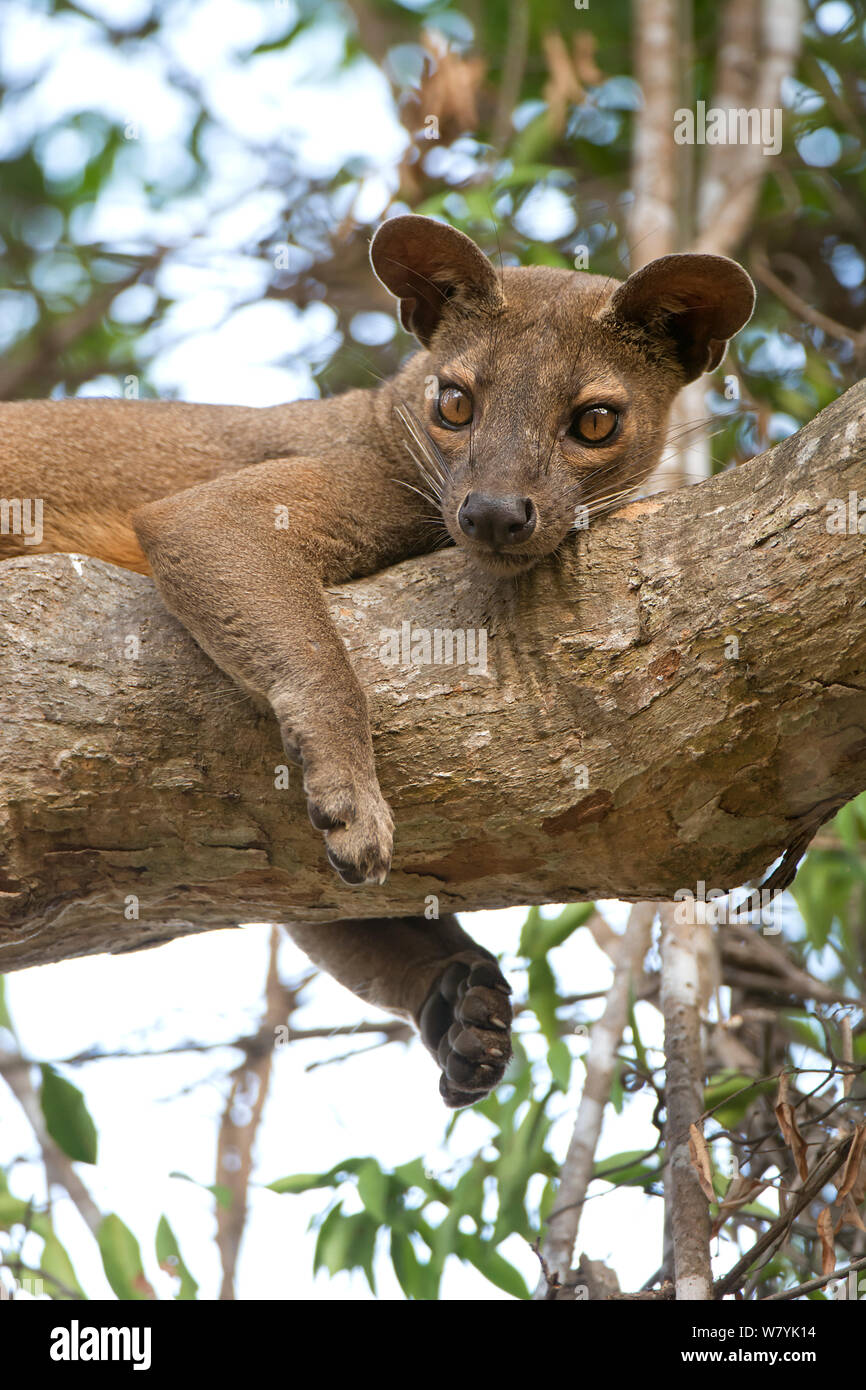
(539, 1176), (557, 1223)
(392, 1157), (445, 1202)
(390, 1229), (428, 1299)
(791, 850), (857, 949)
(609, 1059), (625, 1113)
(0, 977), (15, 1037)
(833, 791), (866, 850)
(492, 1099), (554, 1242)
(592, 1150), (661, 1188)
(547, 1037), (572, 1091)
(98, 1215), (154, 1301)
(357, 1159), (390, 1222)
(627, 994), (648, 1070)
(703, 1071), (775, 1130)
(267, 1172), (334, 1195)
(313, 1204), (348, 1277)
(431, 1164), (486, 1264)
(347, 1213), (378, 1294)
(40, 1232), (86, 1300)
(535, 903), (597, 954)
(249, 21), (302, 56)
(527, 957), (560, 1043)
(155, 1216), (198, 1300)
(0, 1191), (32, 1230)
(313, 1206), (378, 1289)
(518, 905), (544, 957)
(169, 1171), (233, 1208)
(39, 1065), (98, 1164)
(459, 1234), (530, 1299)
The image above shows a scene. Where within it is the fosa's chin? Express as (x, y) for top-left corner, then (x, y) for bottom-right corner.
(464, 546), (540, 576)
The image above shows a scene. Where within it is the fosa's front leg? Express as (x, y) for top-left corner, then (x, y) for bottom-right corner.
(132, 455), (420, 885)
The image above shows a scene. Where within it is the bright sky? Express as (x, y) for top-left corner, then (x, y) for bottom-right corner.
(6, 903), (673, 1300)
(0, 0), (843, 1302)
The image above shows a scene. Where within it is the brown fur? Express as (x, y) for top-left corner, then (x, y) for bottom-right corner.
(0, 216), (754, 1105)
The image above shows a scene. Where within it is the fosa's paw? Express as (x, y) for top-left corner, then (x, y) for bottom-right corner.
(418, 957), (513, 1108)
(304, 768), (393, 886)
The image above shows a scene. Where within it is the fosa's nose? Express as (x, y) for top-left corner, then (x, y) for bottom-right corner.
(457, 493), (536, 547)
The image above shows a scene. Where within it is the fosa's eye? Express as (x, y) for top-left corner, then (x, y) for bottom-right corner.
(569, 405), (619, 445)
(437, 386), (473, 428)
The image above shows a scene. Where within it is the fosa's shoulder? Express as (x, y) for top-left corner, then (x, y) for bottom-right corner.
(499, 263), (621, 314)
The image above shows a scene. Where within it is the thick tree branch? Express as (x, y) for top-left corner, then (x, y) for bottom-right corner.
(1, 383), (866, 970)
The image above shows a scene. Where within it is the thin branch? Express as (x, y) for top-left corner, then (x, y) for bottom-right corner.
(491, 0), (530, 150)
(0, 1062), (102, 1240)
(659, 904), (713, 1299)
(751, 250), (866, 350)
(694, 0), (803, 257)
(762, 1253), (866, 1301)
(713, 1135), (854, 1298)
(629, 0), (678, 266)
(534, 903), (657, 1296)
(214, 927), (288, 1300)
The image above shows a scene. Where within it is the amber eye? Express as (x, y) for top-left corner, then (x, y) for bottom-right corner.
(569, 405), (619, 445)
(437, 386), (473, 428)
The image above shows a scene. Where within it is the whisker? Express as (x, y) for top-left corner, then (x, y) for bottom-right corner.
(393, 402), (453, 498)
(392, 478), (442, 511)
(401, 446), (444, 498)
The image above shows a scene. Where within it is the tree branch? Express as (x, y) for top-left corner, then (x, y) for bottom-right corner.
(534, 903), (657, 1295)
(660, 904), (713, 1298)
(693, 0), (803, 258)
(1, 382), (866, 970)
(629, 0), (679, 266)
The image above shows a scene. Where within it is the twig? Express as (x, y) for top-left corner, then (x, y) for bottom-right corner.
(0, 1257), (83, 1302)
(713, 1135), (854, 1298)
(214, 927), (288, 1300)
(762, 1253), (866, 1301)
(751, 251), (866, 350)
(0, 1062), (102, 1239)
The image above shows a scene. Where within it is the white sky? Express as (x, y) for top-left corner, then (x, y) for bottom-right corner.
(5, 904), (673, 1300)
(0, 0), (849, 1303)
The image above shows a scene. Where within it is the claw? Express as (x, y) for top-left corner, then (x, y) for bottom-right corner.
(419, 956), (513, 1109)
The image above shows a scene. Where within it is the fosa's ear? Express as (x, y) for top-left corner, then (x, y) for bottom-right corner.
(607, 253), (756, 381)
(370, 214), (503, 347)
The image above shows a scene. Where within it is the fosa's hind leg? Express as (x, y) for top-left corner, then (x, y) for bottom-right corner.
(286, 914), (512, 1107)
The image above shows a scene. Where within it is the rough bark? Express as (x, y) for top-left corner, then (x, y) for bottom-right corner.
(659, 904), (713, 1299)
(1, 381), (866, 971)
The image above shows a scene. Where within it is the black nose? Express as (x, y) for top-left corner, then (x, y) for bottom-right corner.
(458, 493), (536, 547)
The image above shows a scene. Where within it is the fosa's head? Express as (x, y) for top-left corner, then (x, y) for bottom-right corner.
(372, 215), (754, 575)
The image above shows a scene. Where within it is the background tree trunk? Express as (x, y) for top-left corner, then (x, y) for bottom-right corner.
(1, 382), (865, 972)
